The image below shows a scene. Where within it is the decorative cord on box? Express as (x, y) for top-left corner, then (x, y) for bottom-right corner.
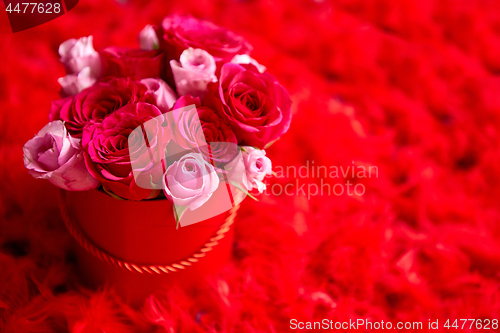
(59, 190), (240, 274)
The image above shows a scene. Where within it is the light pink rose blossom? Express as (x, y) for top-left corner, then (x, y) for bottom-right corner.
(23, 121), (99, 191)
(58, 67), (96, 96)
(58, 36), (102, 95)
(241, 147), (272, 193)
(170, 48), (217, 98)
(140, 78), (177, 112)
(163, 153), (219, 210)
(139, 24), (160, 50)
(59, 36), (102, 75)
(231, 54), (266, 73)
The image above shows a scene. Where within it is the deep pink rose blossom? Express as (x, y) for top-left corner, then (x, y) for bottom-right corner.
(159, 14), (252, 66)
(82, 103), (170, 201)
(49, 78), (158, 137)
(168, 96), (238, 165)
(23, 121), (99, 191)
(205, 63), (292, 148)
(163, 152), (219, 210)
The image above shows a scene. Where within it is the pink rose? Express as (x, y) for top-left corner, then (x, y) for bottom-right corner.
(82, 103), (170, 201)
(205, 63), (292, 148)
(139, 78), (177, 112)
(57, 67), (96, 96)
(139, 24), (160, 50)
(59, 36), (102, 76)
(168, 96), (238, 165)
(23, 121), (99, 191)
(100, 47), (164, 80)
(159, 14), (252, 66)
(163, 152), (219, 210)
(58, 36), (102, 96)
(49, 78), (158, 137)
(170, 48), (217, 98)
(240, 147), (272, 193)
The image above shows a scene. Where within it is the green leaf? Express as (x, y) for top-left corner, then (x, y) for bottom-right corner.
(264, 137), (280, 150)
(173, 205), (189, 229)
(229, 180), (259, 202)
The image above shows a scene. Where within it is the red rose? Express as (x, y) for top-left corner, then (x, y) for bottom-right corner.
(168, 95), (238, 166)
(158, 14), (252, 66)
(49, 78), (157, 137)
(82, 102), (170, 201)
(205, 63), (292, 148)
(100, 47), (165, 80)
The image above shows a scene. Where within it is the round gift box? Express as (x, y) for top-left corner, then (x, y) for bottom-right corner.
(59, 188), (239, 305)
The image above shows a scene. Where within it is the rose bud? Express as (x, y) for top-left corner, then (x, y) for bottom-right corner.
(23, 121), (99, 191)
(163, 152), (219, 211)
(82, 102), (170, 201)
(170, 48), (217, 99)
(59, 35), (102, 76)
(240, 147), (272, 193)
(205, 63), (292, 149)
(58, 36), (102, 95)
(139, 24), (160, 50)
(159, 14), (252, 67)
(167, 95), (238, 167)
(140, 78), (177, 112)
(49, 77), (169, 137)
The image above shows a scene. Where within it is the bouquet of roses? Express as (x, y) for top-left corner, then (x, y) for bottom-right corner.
(23, 14), (292, 223)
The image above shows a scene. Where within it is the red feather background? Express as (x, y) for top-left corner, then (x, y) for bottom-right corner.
(1, 0), (500, 331)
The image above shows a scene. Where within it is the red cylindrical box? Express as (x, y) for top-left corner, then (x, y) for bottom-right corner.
(60, 189), (238, 305)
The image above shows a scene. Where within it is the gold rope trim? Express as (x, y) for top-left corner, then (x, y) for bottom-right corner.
(59, 190), (239, 275)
